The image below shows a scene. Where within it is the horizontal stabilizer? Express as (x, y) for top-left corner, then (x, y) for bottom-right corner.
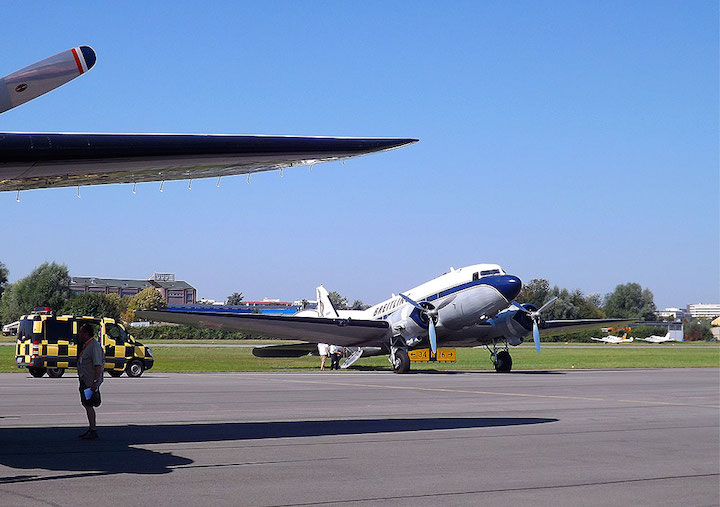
(252, 343), (318, 358)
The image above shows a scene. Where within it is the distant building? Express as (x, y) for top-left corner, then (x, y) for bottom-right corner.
(656, 307), (686, 320)
(70, 272), (196, 305)
(686, 303), (720, 319)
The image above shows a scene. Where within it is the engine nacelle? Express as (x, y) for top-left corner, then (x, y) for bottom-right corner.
(488, 308), (534, 346)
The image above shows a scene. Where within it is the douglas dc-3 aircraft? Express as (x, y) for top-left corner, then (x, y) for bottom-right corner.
(138, 264), (627, 373)
(0, 46), (416, 195)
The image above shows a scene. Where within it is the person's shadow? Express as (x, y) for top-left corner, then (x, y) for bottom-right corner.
(0, 417), (557, 483)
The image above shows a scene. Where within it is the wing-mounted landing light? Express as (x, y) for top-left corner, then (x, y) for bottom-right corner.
(398, 293), (455, 354)
(0, 46), (96, 115)
(511, 297), (558, 353)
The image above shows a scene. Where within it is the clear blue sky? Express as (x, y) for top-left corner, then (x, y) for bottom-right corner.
(1, 1), (717, 309)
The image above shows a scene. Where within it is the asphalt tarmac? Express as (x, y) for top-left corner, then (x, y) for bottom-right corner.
(1, 368), (718, 506)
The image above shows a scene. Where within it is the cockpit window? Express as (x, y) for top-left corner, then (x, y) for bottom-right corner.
(472, 272), (479, 281)
(480, 269), (500, 276)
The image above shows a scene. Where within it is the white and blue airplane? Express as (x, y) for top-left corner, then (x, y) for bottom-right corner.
(641, 332), (683, 343)
(1, 47), (415, 194)
(138, 264), (626, 373)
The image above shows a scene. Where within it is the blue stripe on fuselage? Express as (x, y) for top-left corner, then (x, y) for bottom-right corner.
(402, 275), (521, 327)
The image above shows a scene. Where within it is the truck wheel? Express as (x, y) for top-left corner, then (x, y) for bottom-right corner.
(28, 367), (47, 378)
(108, 370), (123, 378)
(47, 368), (65, 378)
(126, 360), (144, 378)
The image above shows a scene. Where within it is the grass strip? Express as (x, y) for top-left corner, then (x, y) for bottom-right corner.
(2, 345), (717, 373)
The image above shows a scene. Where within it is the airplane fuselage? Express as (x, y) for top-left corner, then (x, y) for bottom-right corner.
(321, 264), (523, 350)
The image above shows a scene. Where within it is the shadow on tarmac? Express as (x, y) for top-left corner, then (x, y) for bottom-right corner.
(0, 417), (556, 483)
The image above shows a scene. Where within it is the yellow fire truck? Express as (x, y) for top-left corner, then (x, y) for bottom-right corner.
(14, 312), (154, 378)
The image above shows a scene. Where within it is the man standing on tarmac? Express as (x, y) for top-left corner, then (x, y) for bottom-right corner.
(77, 323), (104, 440)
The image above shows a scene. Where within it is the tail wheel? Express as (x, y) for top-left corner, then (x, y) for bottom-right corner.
(28, 367), (47, 378)
(126, 360), (145, 378)
(47, 368), (65, 378)
(392, 349), (411, 374)
(494, 350), (512, 373)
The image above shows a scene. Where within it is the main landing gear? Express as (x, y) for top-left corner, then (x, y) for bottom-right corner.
(487, 339), (512, 373)
(389, 336), (411, 374)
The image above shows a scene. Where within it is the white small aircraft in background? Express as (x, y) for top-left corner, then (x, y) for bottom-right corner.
(591, 332), (634, 344)
(641, 332), (683, 343)
(139, 264), (627, 373)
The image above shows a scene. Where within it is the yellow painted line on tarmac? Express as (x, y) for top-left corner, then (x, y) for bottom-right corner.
(275, 378), (720, 409)
(275, 378), (604, 402)
(617, 399), (720, 408)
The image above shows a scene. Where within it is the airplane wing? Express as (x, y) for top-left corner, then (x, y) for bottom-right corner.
(135, 310), (391, 347)
(0, 134), (417, 191)
(1, 46), (417, 192)
(540, 319), (635, 335)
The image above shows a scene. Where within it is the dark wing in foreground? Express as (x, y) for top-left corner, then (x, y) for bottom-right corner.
(0, 134), (417, 191)
(540, 319), (636, 335)
(136, 310), (391, 347)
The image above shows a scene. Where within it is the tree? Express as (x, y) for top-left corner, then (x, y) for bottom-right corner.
(0, 262), (70, 324)
(328, 291), (348, 310)
(0, 261), (8, 300)
(517, 279), (604, 320)
(517, 279), (551, 308)
(124, 288), (167, 322)
(60, 293), (123, 320)
(603, 283), (656, 320)
(226, 292), (244, 305)
(684, 319), (713, 341)
(351, 299), (369, 310)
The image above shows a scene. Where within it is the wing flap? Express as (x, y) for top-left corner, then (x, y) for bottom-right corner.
(136, 310), (391, 347)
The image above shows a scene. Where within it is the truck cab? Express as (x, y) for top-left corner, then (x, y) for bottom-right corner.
(15, 313), (154, 378)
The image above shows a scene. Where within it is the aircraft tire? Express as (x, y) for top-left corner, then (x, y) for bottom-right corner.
(47, 368), (65, 378)
(392, 349), (411, 374)
(28, 367), (47, 378)
(494, 350), (512, 373)
(126, 360), (144, 378)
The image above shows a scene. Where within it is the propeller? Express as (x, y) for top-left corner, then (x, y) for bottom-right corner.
(511, 296), (558, 353)
(398, 293), (455, 354)
(1, 46), (96, 115)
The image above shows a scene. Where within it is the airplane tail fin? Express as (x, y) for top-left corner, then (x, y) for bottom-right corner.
(316, 286), (340, 318)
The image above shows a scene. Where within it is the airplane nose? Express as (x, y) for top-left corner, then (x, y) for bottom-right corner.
(486, 275), (522, 303)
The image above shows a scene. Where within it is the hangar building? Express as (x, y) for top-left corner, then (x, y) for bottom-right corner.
(70, 272), (196, 305)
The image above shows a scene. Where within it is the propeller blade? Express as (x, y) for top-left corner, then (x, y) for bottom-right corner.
(537, 296), (559, 314)
(429, 319), (437, 354)
(511, 301), (530, 314)
(533, 320), (541, 353)
(399, 293), (425, 312)
(1, 46), (96, 115)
